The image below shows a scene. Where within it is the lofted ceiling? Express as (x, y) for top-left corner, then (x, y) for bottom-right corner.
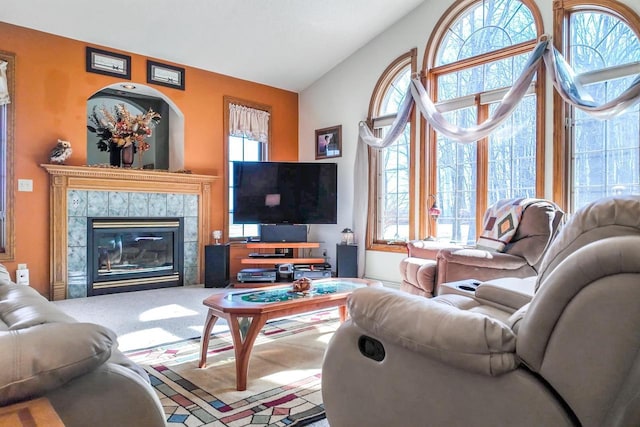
(2, 0), (425, 92)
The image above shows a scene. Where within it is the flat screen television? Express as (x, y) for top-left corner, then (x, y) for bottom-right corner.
(232, 161), (337, 224)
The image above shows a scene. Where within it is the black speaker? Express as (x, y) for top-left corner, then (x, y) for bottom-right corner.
(204, 244), (230, 288)
(261, 224), (307, 242)
(336, 244), (358, 278)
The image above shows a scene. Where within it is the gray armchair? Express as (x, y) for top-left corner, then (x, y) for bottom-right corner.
(323, 196), (640, 427)
(399, 199), (564, 297)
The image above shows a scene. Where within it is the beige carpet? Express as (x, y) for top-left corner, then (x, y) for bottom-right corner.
(53, 285), (230, 351)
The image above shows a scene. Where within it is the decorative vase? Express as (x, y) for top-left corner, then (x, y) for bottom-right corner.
(109, 144), (122, 167)
(121, 144), (134, 168)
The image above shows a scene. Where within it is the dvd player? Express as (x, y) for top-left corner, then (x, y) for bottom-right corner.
(248, 253), (284, 258)
(293, 270), (332, 280)
(294, 263), (332, 270)
(237, 268), (277, 283)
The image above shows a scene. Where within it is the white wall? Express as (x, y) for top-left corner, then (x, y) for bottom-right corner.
(299, 0), (640, 284)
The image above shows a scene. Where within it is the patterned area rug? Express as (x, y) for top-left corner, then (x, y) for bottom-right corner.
(125, 309), (339, 426)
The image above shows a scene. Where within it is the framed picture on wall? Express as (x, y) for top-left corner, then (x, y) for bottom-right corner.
(147, 60), (185, 90)
(85, 47), (131, 79)
(315, 125), (342, 159)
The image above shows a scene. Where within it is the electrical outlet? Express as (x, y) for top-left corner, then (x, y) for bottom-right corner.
(16, 266), (29, 286)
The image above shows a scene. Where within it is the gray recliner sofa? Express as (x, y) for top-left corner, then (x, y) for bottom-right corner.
(323, 195), (640, 427)
(0, 266), (166, 427)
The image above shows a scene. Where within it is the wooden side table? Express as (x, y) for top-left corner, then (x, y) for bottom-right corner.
(0, 397), (65, 427)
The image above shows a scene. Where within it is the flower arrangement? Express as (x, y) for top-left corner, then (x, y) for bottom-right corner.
(87, 103), (161, 153)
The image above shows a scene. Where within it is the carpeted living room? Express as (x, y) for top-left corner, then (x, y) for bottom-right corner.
(2, 0), (640, 426)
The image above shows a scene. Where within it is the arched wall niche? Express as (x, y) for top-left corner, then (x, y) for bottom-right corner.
(86, 83), (185, 171)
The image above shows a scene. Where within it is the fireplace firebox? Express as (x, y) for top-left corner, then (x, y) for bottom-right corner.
(88, 218), (184, 296)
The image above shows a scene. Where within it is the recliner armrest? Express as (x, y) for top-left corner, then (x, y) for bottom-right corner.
(406, 240), (461, 259)
(475, 277), (536, 311)
(348, 286), (518, 376)
(438, 248), (528, 269)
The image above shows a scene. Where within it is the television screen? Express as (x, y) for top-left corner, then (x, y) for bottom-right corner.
(232, 161), (337, 224)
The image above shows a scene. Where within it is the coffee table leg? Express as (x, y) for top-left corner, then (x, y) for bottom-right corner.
(339, 305), (348, 322)
(199, 309), (220, 368)
(227, 314), (268, 391)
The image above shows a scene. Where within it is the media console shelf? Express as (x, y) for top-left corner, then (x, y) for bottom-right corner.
(240, 242), (324, 265)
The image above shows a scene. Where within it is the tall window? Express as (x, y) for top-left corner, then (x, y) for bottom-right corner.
(555, 3), (640, 212)
(0, 52), (14, 261)
(426, 0), (544, 244)
(367, 50), (416, 249)
(224, 97), (271, 239)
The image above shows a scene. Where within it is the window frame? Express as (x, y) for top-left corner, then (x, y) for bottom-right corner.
(552, 0), (640, 213)
(366, 49), (417, 253)
(0, 51), (15, 262)
(222, 96), (272, 241)
(421, 0), (546, 240)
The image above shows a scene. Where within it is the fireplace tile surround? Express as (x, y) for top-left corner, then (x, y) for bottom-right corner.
(66, 190), (198, 298)
(43, 165), (217, 300)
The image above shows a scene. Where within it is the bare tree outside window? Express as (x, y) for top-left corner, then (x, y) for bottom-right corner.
(568, 11), (640, 211)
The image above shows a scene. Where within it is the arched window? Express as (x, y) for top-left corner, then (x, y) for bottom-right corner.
(424, 0), (544, 244)
(553, 1), (640, 212)
(367, 49), (416, 250)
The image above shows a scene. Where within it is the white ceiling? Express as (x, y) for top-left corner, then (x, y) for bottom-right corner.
(3, 0), (425, 92)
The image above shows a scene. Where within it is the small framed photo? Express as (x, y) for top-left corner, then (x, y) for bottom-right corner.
(147, 60), (185, 90)
(315, 125), (342, 159)
(86, 47), (131, 79)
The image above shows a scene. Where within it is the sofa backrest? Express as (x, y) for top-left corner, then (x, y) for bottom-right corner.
(0, 268), (76, 330)
(535, 195), (640, 292)
(502, 200), (564, 271)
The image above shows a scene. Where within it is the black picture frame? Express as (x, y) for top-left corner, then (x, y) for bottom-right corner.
(315, 125), (342, 159)
(85, 47), (131, 79)
(147, 60), (185, 90)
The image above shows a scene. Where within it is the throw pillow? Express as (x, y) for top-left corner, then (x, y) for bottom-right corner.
(0, 322), (116, 405)
(477, 198), (534, 252)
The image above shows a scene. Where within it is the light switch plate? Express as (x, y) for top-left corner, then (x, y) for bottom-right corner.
(18, 179), (33, 192)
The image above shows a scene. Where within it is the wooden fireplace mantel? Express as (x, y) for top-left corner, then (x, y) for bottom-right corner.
(42, 164), (219, 300)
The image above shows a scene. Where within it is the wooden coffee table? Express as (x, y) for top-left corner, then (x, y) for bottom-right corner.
(198, 278), (381, 390)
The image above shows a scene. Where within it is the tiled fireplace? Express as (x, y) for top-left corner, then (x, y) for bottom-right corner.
(43, 165), (217, 300)
(68, 191), (194, 298)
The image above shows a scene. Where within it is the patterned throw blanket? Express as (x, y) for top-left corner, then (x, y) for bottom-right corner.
(476, 198), (540, 252)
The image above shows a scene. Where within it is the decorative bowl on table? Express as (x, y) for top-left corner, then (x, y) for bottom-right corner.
(291, 277), (313, 294)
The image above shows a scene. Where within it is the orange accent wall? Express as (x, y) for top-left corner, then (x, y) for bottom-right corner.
(0, 22), (299, 298)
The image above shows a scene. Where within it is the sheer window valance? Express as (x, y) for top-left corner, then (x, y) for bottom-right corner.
(229, 103), (270, 143)
(0, 61), (9, 106)
(360, 38), (640, 148)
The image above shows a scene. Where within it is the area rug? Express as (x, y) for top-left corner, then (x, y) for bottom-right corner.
(125, 309), (339, 426)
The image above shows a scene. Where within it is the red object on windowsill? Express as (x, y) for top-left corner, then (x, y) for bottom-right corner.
(428, 205), (441, 219)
